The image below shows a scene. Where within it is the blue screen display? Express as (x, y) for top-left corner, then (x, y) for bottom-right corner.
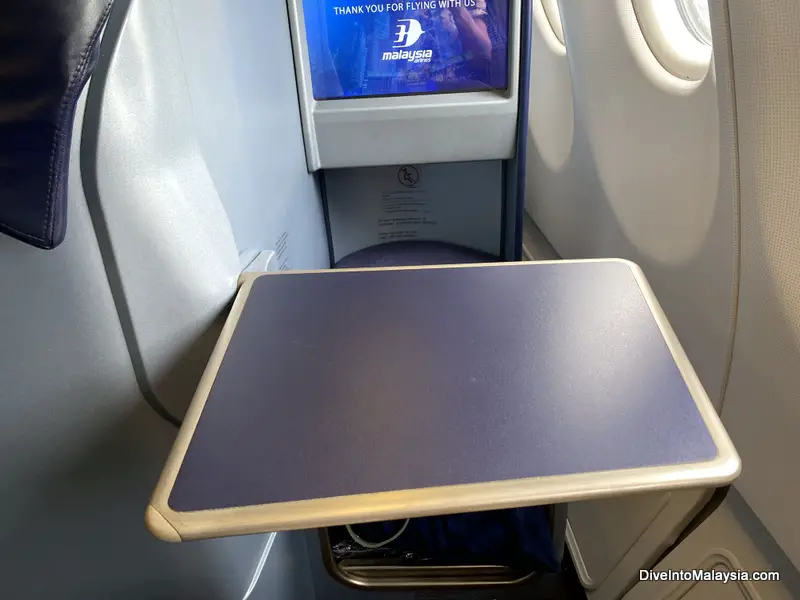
(302, 0), (510, 99)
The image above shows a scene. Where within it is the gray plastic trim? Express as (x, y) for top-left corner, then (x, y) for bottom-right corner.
(287, 0), (522, 170)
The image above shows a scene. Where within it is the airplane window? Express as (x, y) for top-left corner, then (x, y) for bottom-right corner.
(631, 0), (713, 80)
(676, 0), (712, 45)
(541, 0), (565, 46)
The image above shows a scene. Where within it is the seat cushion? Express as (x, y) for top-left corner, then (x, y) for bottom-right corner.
(334, 241), (498, 269)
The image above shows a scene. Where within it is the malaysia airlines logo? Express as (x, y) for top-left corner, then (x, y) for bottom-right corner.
(393, 19), (425, 48)
(383, 18), (432, 63)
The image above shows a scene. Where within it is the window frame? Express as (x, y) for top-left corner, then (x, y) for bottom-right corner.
(541, 0), (565, 46)
(631, 0), (713, 81)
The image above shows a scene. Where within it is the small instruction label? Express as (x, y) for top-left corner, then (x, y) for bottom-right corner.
(274, 231), (291, 271)
(377, 186), (439, 243)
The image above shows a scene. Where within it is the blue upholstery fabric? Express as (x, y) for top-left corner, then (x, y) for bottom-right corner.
(0, 1), (114, 249)
(334, 241), (498, 269)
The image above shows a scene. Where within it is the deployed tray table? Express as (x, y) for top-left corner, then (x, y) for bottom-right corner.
(146, 260), (739, 543)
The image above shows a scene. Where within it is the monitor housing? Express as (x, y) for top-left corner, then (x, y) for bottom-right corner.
(287, 0), (522, 170)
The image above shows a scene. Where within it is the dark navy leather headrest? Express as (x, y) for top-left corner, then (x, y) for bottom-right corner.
(0, 1), (114, 249)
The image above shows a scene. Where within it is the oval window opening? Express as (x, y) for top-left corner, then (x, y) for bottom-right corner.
(676, 0), (712, 46)
(541, 0), (565, 46)
(632, 0), (713, 80)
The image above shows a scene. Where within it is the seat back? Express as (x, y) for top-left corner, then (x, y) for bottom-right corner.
(0, 0), (112, 249)
(81, 0), (330, 421)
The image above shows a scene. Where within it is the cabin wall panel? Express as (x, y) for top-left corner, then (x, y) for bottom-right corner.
(624, 491), (800, 600)
(718, 0), (800, 571)
(526, 0), (738, 596)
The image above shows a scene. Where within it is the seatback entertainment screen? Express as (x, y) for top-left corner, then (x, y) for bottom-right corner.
(302, 0), (510, 99)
